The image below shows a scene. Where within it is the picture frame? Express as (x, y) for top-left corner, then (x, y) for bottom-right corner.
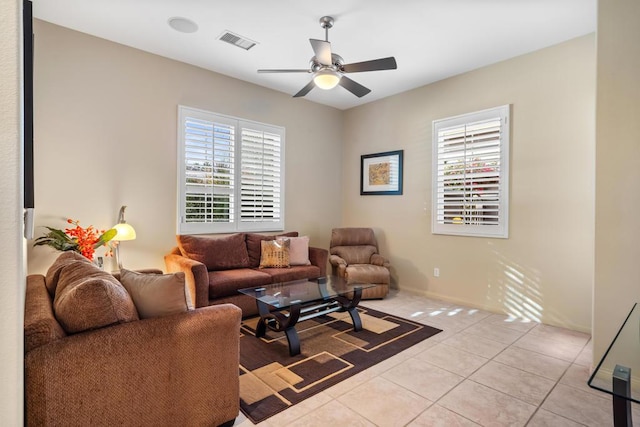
(360, 150), (404, 195)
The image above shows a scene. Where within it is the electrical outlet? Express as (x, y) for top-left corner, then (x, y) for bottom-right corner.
(434, 268), (440, 277)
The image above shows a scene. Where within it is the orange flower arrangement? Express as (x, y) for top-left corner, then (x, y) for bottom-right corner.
(34, 218), (117, 262)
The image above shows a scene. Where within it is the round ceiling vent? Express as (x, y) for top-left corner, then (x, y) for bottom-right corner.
(168, 17), (198, 34)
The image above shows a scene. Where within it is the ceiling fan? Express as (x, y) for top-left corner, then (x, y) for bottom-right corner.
(258, 16), (397, 98)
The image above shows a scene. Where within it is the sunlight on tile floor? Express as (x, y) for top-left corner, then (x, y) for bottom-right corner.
(234, 290), (633, 426)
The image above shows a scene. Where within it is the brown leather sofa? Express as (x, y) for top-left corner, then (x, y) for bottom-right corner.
(329, 227), (391, 299)
(165, 232), (328, 317)
(24, 254), (241, 427)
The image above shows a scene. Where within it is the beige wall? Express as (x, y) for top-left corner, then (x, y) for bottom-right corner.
(28, 21), (599, 334)
(28, 20), (344, 274)
(0, 0), (25, 424)
(343, 35), (596, 332)
(593, 0), (640, 366)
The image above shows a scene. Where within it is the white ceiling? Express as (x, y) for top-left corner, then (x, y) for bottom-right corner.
(33, 0), (596, 110)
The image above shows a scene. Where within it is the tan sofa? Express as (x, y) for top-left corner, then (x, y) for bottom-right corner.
(165, 232), (328, 317)
(24, 253), (241, 427)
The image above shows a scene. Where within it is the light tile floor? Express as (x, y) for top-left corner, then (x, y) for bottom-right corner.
(234, 290), (636, 426)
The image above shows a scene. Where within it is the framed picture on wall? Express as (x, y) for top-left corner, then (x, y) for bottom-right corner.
(360, 150), (404, 195)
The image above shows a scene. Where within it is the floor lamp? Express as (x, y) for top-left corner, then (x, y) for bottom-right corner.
(112, 205), (136, 270)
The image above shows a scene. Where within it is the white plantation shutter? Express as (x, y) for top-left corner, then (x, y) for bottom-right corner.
(432, 105), (510, 238)
(240, 123), (283, 229)
(178, 106), (285, 234)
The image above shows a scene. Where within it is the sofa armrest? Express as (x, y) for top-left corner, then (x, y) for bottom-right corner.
(370, 253), (391, 269)
(309, 246), (328, 277)
(25, 304), (241, 427)
(24, 275), (67, 352)
(165, 250), (209, 308)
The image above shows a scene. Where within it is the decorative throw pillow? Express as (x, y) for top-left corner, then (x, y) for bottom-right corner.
(288, 236), (311, 266)
(246, 231), (299, 267)
(119, 269), (193, 319)
(177, 233), (250, 271)
(259, 238), (291, 268)
(54, 260), (139, 334)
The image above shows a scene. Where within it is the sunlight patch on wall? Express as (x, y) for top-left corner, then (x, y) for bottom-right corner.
(488, 247), (542, 323)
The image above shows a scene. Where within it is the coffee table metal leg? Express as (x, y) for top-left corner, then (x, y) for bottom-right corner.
(283, 304), (302, 355)
(254, 300), (303, 356)
(255, 300), (269, 338)
(284, 327), (301, 356)
(335, 287), (364, 332)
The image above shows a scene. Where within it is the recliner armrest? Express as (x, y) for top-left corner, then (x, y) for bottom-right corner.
(329, 254), (347, 277)
(370, 253), (390, 268)
(165, 251), (209, 308)
(329, 254), (347, 266)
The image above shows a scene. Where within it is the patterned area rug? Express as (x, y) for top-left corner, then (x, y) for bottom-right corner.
(239, 307), (442, 423)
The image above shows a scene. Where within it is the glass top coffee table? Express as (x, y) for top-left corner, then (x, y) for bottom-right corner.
(239, 276), (375, 356)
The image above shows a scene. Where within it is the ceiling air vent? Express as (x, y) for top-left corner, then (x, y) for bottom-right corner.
(218, 31), (257, 50)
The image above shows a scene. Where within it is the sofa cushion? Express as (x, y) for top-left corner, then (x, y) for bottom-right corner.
(289, 236), (311, 266)
(45, 251), (90, 297)
(330, 245), (377, 265)
(208, 269), (272, 299)
(120, 269), (193, 319)
(54, 260), (139, 334)
(259, 239), (290, 268)
(259, 265), (322, 283)
(246, 232), (298, 268)
(177, 233), (250, 271)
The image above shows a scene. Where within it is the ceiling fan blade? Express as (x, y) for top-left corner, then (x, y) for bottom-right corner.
(309, 39), (332, 65)
(258, 69), (311, 73)
(342, 57), (397, 73)
(339, 76), (371, 98)
(293, 80), (316, 98)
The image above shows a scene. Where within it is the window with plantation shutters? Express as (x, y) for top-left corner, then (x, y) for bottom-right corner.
(177, 106), (285, 234)
(432, 105), (510, 238)
(240, 124), (282, 225)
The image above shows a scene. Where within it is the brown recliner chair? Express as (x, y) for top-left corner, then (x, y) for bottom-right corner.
(329, 227), (390, 299)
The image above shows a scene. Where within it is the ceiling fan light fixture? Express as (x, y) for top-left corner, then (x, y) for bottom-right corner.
(313, 69), (341, 90)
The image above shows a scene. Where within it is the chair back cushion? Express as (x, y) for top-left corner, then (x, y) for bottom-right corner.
(44, 251), (89, 297)
(330, 245), (378, 265)
(53, 256), (139, 334)
(330, 228), (378, 248)
(329, 228), (379, 264)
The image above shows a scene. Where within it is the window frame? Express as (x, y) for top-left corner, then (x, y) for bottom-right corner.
(431, 105), (510, 239)
(177, 106), (285, 234)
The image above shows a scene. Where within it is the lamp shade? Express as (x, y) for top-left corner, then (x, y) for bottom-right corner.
(313, 69), (341, 90)
(112, 223), (136, 241)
